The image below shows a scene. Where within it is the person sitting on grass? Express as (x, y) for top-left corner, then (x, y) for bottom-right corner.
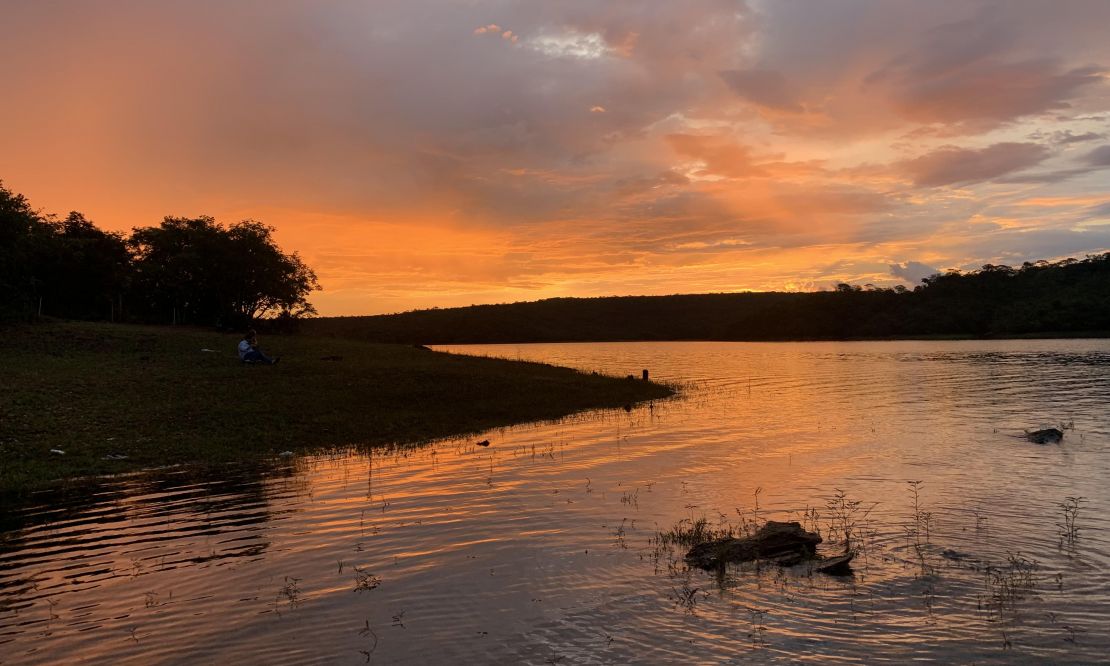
(238, 328), (278, 365)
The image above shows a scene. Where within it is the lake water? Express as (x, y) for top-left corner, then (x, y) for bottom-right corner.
(2, 340), (1109, 664)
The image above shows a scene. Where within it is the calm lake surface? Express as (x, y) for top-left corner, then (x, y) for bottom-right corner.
(2, 340), (1109, 664)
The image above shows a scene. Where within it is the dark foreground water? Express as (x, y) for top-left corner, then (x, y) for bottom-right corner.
(2, 340), (1109, 664)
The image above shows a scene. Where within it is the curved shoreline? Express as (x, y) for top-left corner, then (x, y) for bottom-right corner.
(0, 322), (673, 494)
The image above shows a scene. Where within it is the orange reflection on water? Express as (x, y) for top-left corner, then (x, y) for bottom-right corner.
(3, 340), (1110, 663)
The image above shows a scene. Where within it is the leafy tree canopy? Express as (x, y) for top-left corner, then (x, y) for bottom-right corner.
(128, 216), (319, 327)
(0, 182), (319, 325)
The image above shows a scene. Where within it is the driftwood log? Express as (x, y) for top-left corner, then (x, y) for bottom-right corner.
(685, 521), (821, 569)
(684, 520), (855, 575)
(814, 553), (854, 576)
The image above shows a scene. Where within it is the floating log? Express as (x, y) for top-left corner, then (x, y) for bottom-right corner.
(814, 553), (854, 576)
(685, 521), (821, 569)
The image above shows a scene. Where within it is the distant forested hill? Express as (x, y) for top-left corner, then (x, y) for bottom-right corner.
(304, 255), (1110, 343)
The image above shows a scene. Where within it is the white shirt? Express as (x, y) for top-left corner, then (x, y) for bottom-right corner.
(238, 339), (252, 359)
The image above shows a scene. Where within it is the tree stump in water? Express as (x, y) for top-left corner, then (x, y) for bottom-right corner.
(685, 521), (821, 569)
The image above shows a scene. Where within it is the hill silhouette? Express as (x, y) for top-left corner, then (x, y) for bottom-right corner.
(305, 255), (1110, 343)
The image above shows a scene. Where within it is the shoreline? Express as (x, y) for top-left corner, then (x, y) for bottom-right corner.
(427, 331), (1110, 344)
(0, 322), (673, 495)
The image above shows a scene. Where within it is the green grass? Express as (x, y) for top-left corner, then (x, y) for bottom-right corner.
(0, 321), (673, 494)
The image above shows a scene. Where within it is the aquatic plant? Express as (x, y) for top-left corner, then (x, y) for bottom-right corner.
(620, 487), (640, 508)
(670, 579), (702, 614)
(353, 566), (381, 592)
(747, 607), (768, 647)
(795, 505), (822, 539)
(1057, 496), (1085, 549)
(980, 552), (1038, 621)
(613, 518), (629, 549)
(655, 517), (733, 549)
(357, 619), (379, 663)
(824, 489), (875, 555)
(904, 481), (932, 577)
(278, 576), (302, 607)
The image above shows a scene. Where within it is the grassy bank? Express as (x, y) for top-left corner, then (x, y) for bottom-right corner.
(0, 322), (672, 493)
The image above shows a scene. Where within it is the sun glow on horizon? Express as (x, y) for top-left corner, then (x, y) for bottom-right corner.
(2, 1), (1109, 315)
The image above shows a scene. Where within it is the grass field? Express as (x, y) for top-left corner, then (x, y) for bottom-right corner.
(0, 322), (672, 494)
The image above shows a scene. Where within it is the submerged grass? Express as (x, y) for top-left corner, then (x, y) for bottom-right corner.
(0, 321), (673, 494)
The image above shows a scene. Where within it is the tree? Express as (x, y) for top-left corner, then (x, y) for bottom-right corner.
(0, 181), (39, 319)
(224, 220), (319, 322)
(35, 212), (131, 320)
(129, 216), (319, 327)
(0, 184), (129, 321)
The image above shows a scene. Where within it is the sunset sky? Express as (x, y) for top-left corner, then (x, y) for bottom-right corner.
(2, 1), (1109, 315)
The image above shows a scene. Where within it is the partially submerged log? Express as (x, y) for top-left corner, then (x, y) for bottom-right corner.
(1025, 428), (1063, 444)
(814, 553), (854, 576)
(685, 521), (821, 570)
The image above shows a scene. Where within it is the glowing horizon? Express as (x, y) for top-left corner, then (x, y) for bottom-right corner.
(2, 1), (1109, 316)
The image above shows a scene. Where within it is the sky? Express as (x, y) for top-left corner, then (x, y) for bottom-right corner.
(2, 1), (1109, 316)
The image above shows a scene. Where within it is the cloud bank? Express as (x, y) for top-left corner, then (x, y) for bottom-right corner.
(1, 0), (1108, 314)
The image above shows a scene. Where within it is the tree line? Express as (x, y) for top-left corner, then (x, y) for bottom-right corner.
(1, 181), (318, 327)
(305, 255), (1110, 343)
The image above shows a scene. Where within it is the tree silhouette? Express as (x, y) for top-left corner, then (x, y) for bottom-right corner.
(1, 182), (319, 325)
(306, 254), (1110, 343)
(129, 216), (319, 327)
(38, 212), (131, 321)
(0, 182), (39, 319)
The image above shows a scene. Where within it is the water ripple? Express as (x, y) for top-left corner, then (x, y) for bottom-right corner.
(1, 339), (1109, 664)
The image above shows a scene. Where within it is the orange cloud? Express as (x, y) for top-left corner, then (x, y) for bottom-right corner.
(1, 1), (1108, 315)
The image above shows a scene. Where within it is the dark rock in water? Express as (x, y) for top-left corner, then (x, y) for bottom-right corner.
(475, 440), (490, 447)
(1025, 428), (1063, 444)
(685, 521), (821, 569)
(941, 548), (973, 562)
(814, 553), (854, 576)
